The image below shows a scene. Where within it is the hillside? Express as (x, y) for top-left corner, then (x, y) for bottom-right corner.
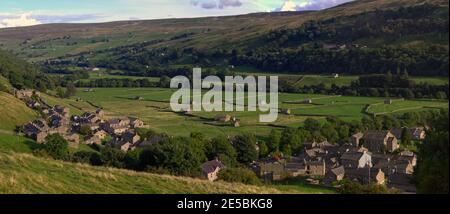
(0, 151), (316, 194)
(0, 0), (446, 63)
(0, 91), (37, 131)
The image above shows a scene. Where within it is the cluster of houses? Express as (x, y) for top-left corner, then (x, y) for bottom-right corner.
(16, 89), (153, 151)
(252, 129), (425, 193)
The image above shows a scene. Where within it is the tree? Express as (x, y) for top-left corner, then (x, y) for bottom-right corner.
(139, 137), (206, 176)
(304, 118), (321, 132)
(233, 134), (258, 164)
(401, 127), (412, 146)
(44, 134), (69, 160)
(414, 111), (449, 194)
(258, 142), (269, 158)
(204, 136), (237, 166)
(217, 168), (261, 185)
(65, 81), (77, 97)
(267, 129), (281, 152)
(56, 86), (65, 98)
(99, 146), (126, 168)
(79, 125), (92, 135)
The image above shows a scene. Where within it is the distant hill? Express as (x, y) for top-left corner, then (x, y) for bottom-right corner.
(0, 0), (447, 77)
(0, 151), (309, 194)
(0, 0), (446, 60)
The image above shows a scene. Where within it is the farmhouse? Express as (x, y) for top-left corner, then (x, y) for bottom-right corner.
(201, 160), (225, 181)
(362, 131), (399, 153)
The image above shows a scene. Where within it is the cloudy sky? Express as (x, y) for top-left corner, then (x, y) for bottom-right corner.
(0, 0), (352, 28)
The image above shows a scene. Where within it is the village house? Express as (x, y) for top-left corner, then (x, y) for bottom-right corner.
(102, 117), (130, 135)
(362, 131), (399, 153)
(340, 151), (372, 169)
(130, 117), (145, 128)
(285, 162), (307, 177)
(14, 89), (40, 100)
(349, 132), (364, 147)
(93, 130), (108, 140)
(345, 168), (385, 185)
(253, 160), (285, 182)
(410, 127), (426, 140)
(324, 166), (345, 184)
(84, 135), (102, 145)
(201, 159), (225, 182)
(387, 173), (416, 193)
(64, 133), (80, 146)
(109, 131), (141, 152)
(26, 100), (41, 109)
(304, 160), (326, 176)
(399, 151), (417, 167)
(23, 119), (49, 143)
(135, 135), (165, 149)
(54, 105), (70, 118)
(96, 109), (105, 118)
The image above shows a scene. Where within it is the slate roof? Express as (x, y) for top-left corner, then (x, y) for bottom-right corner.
(201, 160), (225, 174)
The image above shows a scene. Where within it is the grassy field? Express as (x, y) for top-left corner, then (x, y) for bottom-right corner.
(234, 68), (448, 87)
(367, 99), (449, 116)
(34, 87), (444, 138)
(0, 151), (335, 194)
(0, 92), (38, 131)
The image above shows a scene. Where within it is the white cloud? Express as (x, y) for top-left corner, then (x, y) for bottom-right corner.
(280, 0), (297, 12)
(190, 0), (243, 10)
(0, 13), (41, 28)
(273, 0), (353, 12)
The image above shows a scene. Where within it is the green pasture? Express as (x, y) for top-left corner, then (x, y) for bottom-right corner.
(58, 88), (448, 137)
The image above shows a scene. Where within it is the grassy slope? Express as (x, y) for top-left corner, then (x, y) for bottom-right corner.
(0, 92), (37, 131)
(0, 151), (333, 194)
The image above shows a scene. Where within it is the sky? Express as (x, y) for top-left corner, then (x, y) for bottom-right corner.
(0, 0), (352, 28)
